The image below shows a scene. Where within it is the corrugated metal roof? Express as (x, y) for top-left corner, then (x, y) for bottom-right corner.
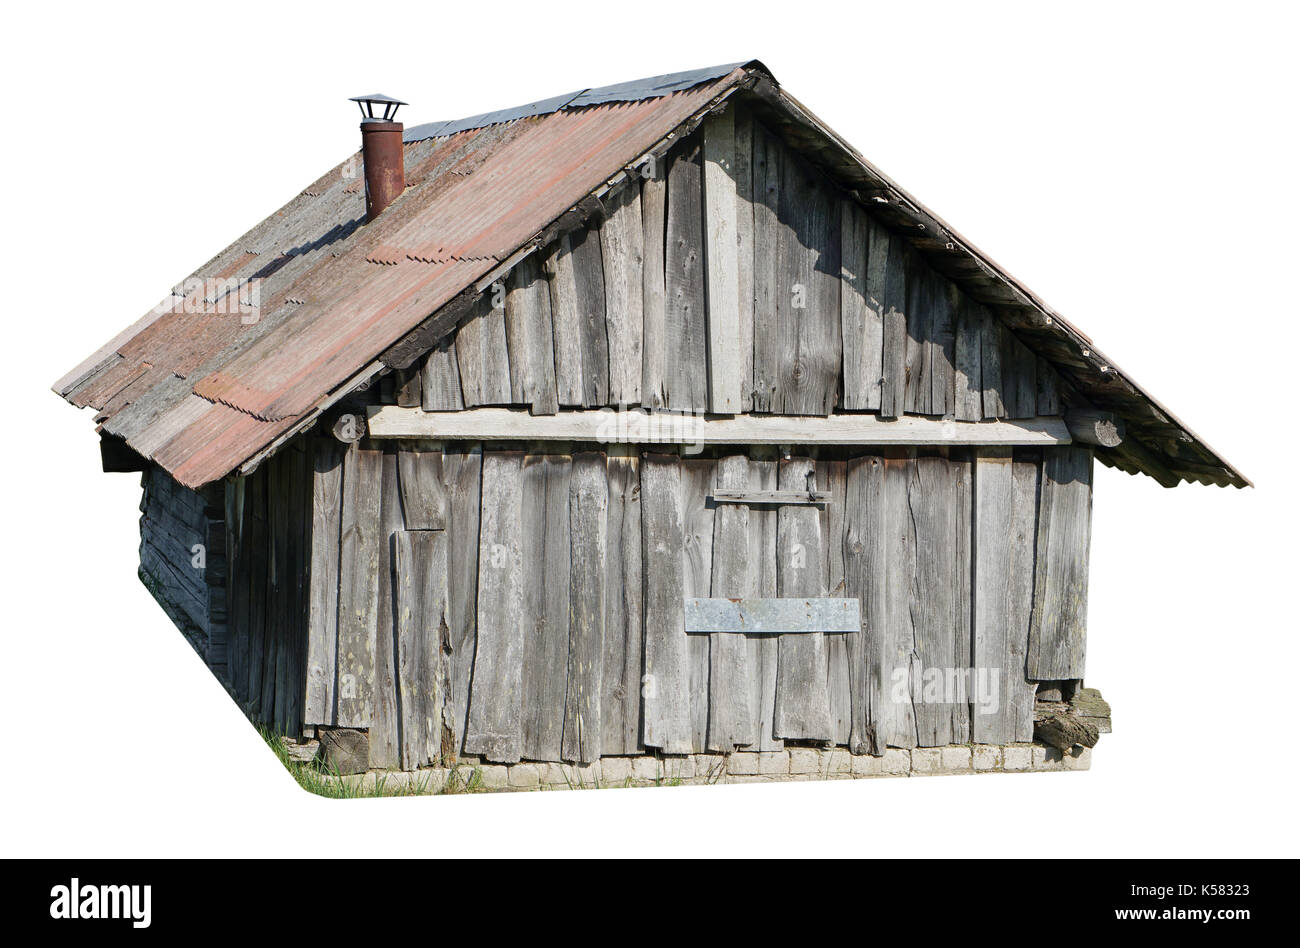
(401, 62), (751, 143)
(55, 60), (1247, 489)
(56, 64), (751, 487)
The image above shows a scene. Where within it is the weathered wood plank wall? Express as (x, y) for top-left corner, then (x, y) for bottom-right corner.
(213, 444), (310, 737)
(141, 466), (226, 672)
(399, 106), (1061, 425)
(277, 439), (1092, 768)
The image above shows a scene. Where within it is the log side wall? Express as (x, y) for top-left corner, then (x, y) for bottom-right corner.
(139, 466), (227, 673)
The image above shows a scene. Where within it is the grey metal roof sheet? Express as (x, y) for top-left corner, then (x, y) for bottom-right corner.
(403, 62), (758, 143)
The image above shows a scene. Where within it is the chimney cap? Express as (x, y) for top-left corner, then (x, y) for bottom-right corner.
(349, 93), (408, 123)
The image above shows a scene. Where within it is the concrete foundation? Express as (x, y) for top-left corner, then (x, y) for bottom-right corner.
(309, 742), (1092, 795)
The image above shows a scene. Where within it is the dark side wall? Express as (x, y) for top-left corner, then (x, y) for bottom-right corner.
(139, 466), (226, 671)
(219, 442), (312, 737)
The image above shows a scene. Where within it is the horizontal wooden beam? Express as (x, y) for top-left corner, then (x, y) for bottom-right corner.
(365, 406), (1072, 447)
(1065, 408), (1124, 447)
(685, 598), (861, 634)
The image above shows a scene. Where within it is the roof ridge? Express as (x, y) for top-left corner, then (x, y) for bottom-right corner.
(403, 61), (759, 143)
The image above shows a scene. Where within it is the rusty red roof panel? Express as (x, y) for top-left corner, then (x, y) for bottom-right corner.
(54, 65), (748, 486)
(191, 79), (739, 425)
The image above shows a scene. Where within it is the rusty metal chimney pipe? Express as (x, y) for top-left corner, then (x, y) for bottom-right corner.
(350, 94), (408, 222)
(360, 120), (405, 222)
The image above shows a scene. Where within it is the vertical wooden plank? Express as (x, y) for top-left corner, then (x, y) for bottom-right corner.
(751, 121), (781, 414)
(680, 456), (715, 752)
(973, 448), (1015, 743)
(546, 234), (586, 407)
(570, 223), (609, 407)
(878, 230), (909, 419)
(442, 443), (482, 756)
(368, 448), (403, 769)
(1036, 357), (1061, 416)
(464, 450), (525, 763)
(841, 201), (883, 411)
(397, 446), (446, 530)
(778, 149), (841, 416)
(703, 109), (741, 414)
(878, 451), (919, 748)
(910, 454), (961, 746)
(904, 254), (932, 415)
(640, 454), (693, 753)
(819, 458), (851, 745)
(1028, 446), (1093, 680)
(267, 453), (288, 729)
(504, 255), (560, 415)
(562, 452), (608, 764)
(640, 165), (668, 410)
(707, 454), (756, 750)
(1009, 453), (1041, 742)
(951, 451), (973, 745)
(747, 448), (783, 751)
(305, 438), (343, 727)
(1000, 324), (1038, 419)
(733, 105), (756, 413)
(225, 477), (248, 705)
(980, 307), (1005, 418)
(844, 452), (886, 754)
(519, 450), (571, 762)
(773, 457), (833, 741)
(243, 469), (267, 716)
(335, 443), (382, 728)
(455, 293), (512, 406)
(421, 337), (464, 411)
(930, 274), (956, 417)
(287, 443), (311, 737)
(394, 529), (449, 771)
(664, 135), (708, 413)
(600, 181), (645, 407)
(603, 449), (644, 755)
(953, 290), (983, 421)
(395, 365), (422, 407)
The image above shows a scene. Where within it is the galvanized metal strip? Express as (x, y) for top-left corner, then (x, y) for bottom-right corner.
(569, 63), (749, 106)
(710, 489), (831, 506)
(684, 598), (860, 634)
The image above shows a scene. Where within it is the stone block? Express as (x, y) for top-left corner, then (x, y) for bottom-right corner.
(727, 753), (759, 775)
(1002, 746), (1032, 771)
(940, 746), (972, 773)
(758, 751), (790, 775)
(631, 757), (660, 782)
(1063, 747), (1092, 771)
(851, 754), (883, 777)
(882, 749), (911, 775)
(478, 765), (509, 789)
(508, 763), (541, 788)
(602, 757), (634, 785)
(788, 748), (822, 775)
(910, 748), (942, 774)
(1032, 745), (1066, 771)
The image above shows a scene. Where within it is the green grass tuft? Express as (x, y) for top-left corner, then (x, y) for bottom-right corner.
(260, 727), (449, 799)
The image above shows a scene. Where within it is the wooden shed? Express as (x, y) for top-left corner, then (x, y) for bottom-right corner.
(54, 62), (1246, 789)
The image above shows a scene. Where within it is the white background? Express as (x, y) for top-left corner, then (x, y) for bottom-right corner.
(2, 1), (1295, 858)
